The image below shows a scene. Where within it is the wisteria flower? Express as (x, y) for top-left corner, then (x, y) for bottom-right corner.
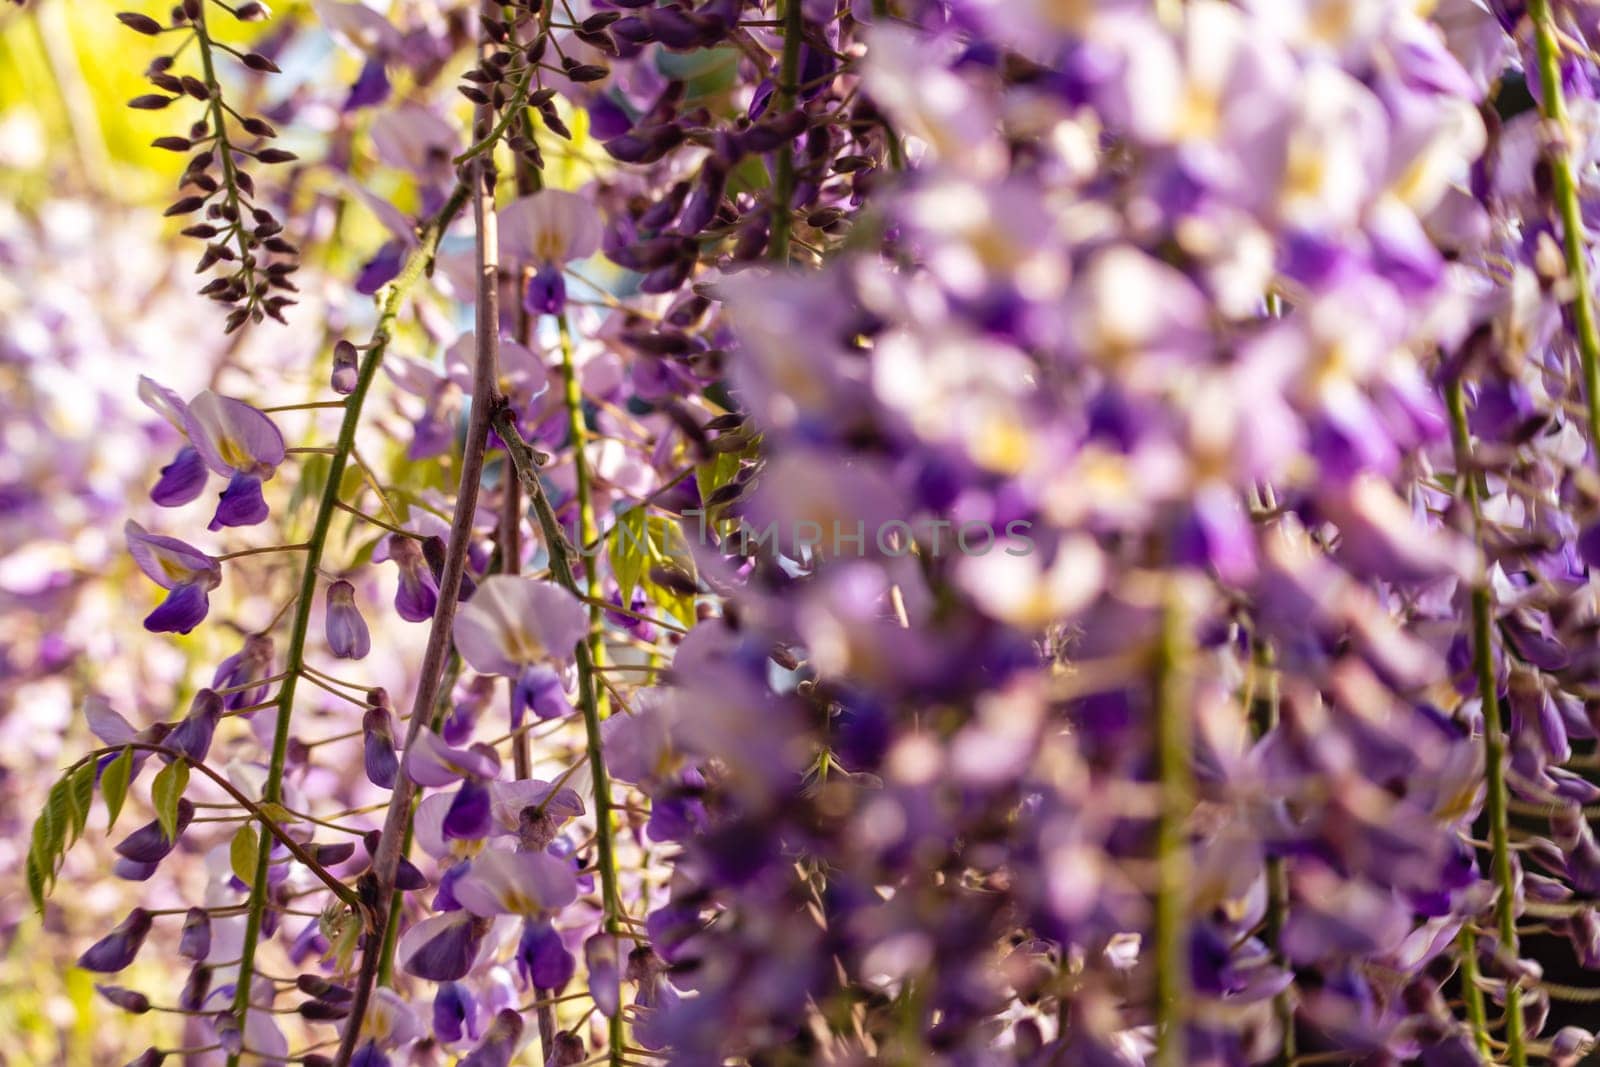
(325, 578), (371, 659)
(499, 190), (603, 316)
(138, 376), (207, 507)
(452, 848), (580, 916)
(124, 520), (222, 633)
(453, 576), (588, 725)
(181, 390), (286, 530)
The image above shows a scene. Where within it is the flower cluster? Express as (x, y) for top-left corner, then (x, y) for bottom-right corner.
(23, 0), (1600, 1066)
(117, 0), (301, 330)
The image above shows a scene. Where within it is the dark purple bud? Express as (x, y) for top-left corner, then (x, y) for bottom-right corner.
(213, 1010), (243, 1055)
(299, 998), (352, 1021)
(117, 11), (164, 33)
(678, 161), (726, 236)
(311, 840), (357, 866)
(179, 907), (211, 960)
(331, 340), (359, 395)
(77, 908), (153, 973)
(548, 1030), (586, 1065)
(1580, 522), (1600, 571)
(585, 932), (620, 1017)
(297, 974), (353, 1000)
(212, 633), (274, 711)
(325, 579), (371, 659)
(178, 963), (211, 1010)
(603, 133), (655, 164)
(640, 259), (693, 295)
(96, 984), (152, 1013)
(420, 534), (474, 601)
(363, 705), (399, 789)
(166, 689), (222, 761)
(749, 81), (779, 125)
(152, 445), (208, 506)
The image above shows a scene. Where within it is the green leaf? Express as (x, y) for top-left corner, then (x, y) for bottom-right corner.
(44, 779), (70, 864)
(26, 852), (47, 914)
(646, 515), (695, 575)
(100, 747), (134, 831)
(230, 824), (259, 889)
(256, 801), (298, 825)
(609, 507), (648, 607)
(152, 760), (188, 843)
(67, 762), (95, 844)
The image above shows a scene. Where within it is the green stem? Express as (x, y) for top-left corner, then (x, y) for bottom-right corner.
(768, 0), (804, 263)
(226, 183), (469, 1067)
(1446, 378), (1525, 1066)
(1152, 587), (1191, 1067)
(1249, 639), (1294, 1065)
(333, 37), (503, 1057)
(553, 313), (625, 1064)
(1529, 0), (1600, 457)
(493, 406), (625, 1067)
(1459, 927), (1492, 1059)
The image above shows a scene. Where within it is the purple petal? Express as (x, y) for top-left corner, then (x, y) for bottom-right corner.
(442, 780), (493, 841)
(125, 520), (219, 591)
(585, 933), (620, 1017)
(152, 446), (208, 507)
(344, 55), (391, 112)
(77, 909), (153, 973)
(405, 730), (501, 788)
(399, 911), (491, 982)
(363, 707), (399, 789)
(457, 1010), (522, 1067)
(516, 919), (576, 991)
(433, 982), (477, 1045)
(208, 472), (269, 531)
(144, 582), (211, 634)
(523, 263), (566, 317)
(182, 390), (286, 479)
(453, 849), (580, 916)
(179, 907), (211, 960)
(167, 690), (222, 762)
(513, 665), (574, 725)
(325, 579), (372, 659)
